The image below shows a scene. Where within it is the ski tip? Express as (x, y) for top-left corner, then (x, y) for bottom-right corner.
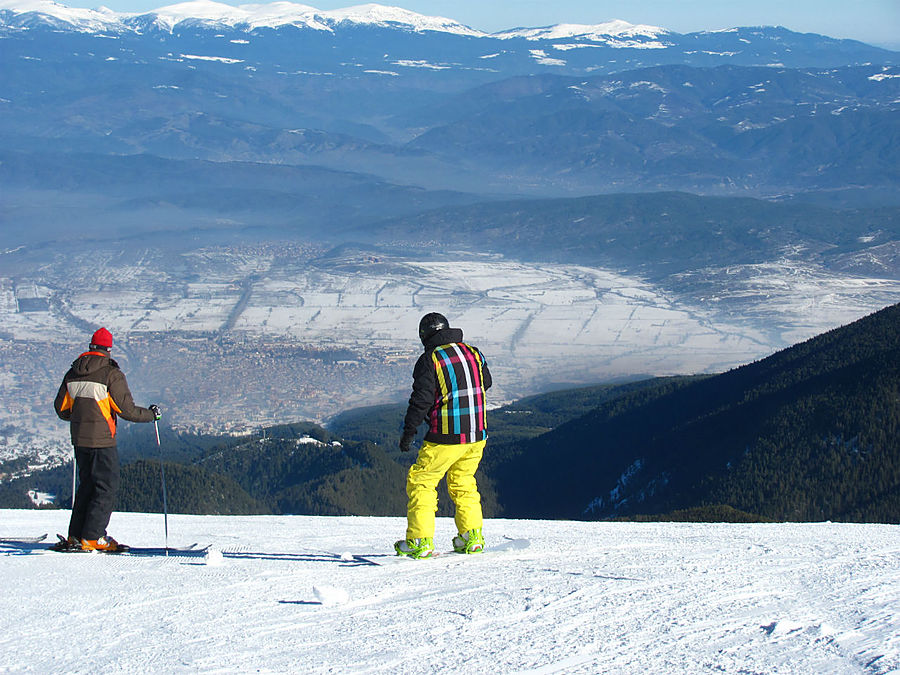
(0, 533), (49, 545)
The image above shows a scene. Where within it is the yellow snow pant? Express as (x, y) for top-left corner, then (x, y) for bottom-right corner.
(405, 439), (486, 540)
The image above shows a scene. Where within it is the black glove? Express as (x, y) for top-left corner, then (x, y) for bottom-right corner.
(399, 430), (416, 453)
(149, 404), (162, 421)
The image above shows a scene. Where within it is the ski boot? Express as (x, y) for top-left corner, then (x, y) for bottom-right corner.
(81, 536), (128, 552)
(452, 528), (485, 554)
(51, 534), (80, 551)
(394, 537), (435, 559)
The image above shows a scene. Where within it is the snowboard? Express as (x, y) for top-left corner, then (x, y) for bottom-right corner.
(359, 537), (531, 566)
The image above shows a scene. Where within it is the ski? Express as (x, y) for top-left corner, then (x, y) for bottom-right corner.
(120, 544), (210, 557)
(47, 537), (210, 557)
(0, 534), (48, 545)
(50, 546), (211, 557)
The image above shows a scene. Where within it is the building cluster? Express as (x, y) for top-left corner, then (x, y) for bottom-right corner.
(123, 333), (414, 432)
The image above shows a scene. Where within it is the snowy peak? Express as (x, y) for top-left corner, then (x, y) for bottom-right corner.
(144, 1), (328, 32)
(145, 1), (483, 34)
(494, 19), (671, 47)
(318, 4), (483, 36)
(0, 0), (122, 31)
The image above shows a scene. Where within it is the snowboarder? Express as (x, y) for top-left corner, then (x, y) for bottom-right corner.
(52, 327), (161, 551)
(395, 313), (492, 559)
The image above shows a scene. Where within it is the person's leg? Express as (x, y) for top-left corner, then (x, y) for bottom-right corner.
(68, 447), (94, 539)
(446, 439), (486, 536)
(80, 446), (120, 541)
(406, 441), (467, 540)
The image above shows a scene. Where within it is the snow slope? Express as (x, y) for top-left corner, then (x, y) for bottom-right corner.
(1, 510), (898, 673)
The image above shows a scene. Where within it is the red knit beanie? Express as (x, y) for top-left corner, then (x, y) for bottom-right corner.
(90, 327), (113, 348)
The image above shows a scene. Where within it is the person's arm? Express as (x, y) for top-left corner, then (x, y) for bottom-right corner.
(53, 376), (72, 421)
(399, 355), (436, 451)
(480, 352), (492, 391)
(107, 367), (155, 423)
(403, 355), (436, 433)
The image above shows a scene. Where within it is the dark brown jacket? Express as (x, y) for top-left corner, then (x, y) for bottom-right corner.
(54, 351), (154, 448)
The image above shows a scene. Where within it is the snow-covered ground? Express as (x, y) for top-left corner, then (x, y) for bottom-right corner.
(1, 510), (898, 674)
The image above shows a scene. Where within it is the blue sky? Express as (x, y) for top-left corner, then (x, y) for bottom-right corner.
(63, 0), (900, 48)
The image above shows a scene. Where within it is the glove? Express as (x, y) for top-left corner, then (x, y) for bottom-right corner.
(399, 430), (416, 453)
(149, 404), (162, 421)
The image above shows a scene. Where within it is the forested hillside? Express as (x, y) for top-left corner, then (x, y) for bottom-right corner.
(493, 303), (900, 522)
(365, 192), (900, 278)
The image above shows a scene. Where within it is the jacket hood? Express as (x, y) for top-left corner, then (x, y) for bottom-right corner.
(72, 351), (115, 377)
(423, 327), (463, 350)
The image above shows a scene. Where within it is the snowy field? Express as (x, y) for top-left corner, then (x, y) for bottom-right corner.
(2, 244), (900, 472)
(1, 510), (898, 674)
(6, 249), (900, 369)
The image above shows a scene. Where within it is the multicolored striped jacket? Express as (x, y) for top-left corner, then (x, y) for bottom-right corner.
(403, 327), (493, 445)
(54, 351), (155, 448)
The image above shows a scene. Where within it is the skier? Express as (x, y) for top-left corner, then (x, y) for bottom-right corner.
(52, 327), (161, 551)
(395, 313), (492, 559)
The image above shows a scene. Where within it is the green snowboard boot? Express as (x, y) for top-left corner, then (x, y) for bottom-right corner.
(394, 537), (436, 559)
(452, 528), (485, 554)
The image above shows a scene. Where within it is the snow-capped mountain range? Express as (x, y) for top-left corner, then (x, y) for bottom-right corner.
(0, 0), (669, 40)
(2, 0), (895, 82)
(0, 0), (473, 34)
(0, 0), (659, 44)
(2, 0), (895, 79)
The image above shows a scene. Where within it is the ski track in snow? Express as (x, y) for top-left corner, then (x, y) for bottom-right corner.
(1, 511), (898, 674)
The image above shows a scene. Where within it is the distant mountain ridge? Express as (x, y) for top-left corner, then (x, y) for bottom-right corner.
(400, 64), (900, 197)
(3, 1), (897, 203)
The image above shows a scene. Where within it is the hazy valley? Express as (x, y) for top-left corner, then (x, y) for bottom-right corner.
(3, 235), (898, 477)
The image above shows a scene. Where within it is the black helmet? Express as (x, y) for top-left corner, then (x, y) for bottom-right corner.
(418, 312), (448, 344)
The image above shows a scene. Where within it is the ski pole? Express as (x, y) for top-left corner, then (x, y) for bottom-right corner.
(154, 419), (169, 555)
(71, 453), (76, 510)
